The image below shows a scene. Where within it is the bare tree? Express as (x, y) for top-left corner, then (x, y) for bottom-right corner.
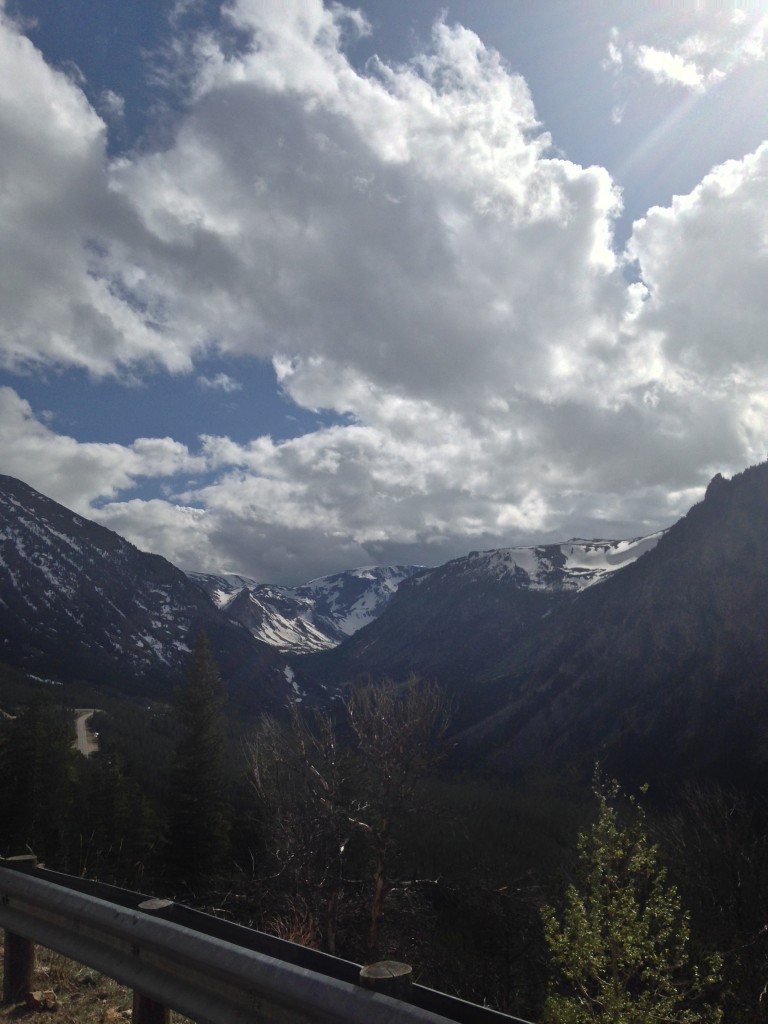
(344, 674), (452, 950)
(247, 675), (452, 955)
(655, 783), (768, 1023)
(248, 702), (355, 952)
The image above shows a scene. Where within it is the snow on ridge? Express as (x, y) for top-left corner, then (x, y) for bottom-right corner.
(300, 564), (421, 592)
(186, 572), (259, 609)
(561, 534), (666, 573)
(187, 535), (662, 657)
(283, 665), (307, 700)
(252, 606), (336, 654)
(458, 532), (665, 591)
(332, 587), (391, 636)
(186, 563), (424, 653)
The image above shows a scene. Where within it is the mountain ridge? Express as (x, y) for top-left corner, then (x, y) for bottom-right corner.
(292, 532), (664, 687)
(451, 461), (768, 786)
(4, 464), (768, 790)
(189, 565), (424, 653)
(0, 474), (289, 708)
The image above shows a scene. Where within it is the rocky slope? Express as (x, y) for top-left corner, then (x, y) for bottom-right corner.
(0, 475), (289, 707)
(296, 534), (663, 688)
(294, 464), (768, 787)
(6, 463), (768, 789)
(189, 565), (423, 653)
(454, 465), (768, 787)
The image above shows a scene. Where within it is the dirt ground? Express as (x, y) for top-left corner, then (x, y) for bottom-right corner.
(0, 943), (192, 1023)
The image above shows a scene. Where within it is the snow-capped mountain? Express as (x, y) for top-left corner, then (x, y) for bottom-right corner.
(6, 464), (768, 787)
(189, 565), (424, 654)
(453, 463), (768, 786)
(302, 463), (768, 788)
(185, 573), (260, 610)
(0, 475), (288, 705)
(191, 541), (663, 657)
(301, 535), (664, 687)
(423, 535), (664, 591)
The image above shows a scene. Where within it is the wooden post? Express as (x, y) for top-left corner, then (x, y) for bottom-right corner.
(2, 855), (38, 1004)
(3, 930), (35, 1004)
(359, 960), (413, 1002)
(137, 898), (174, 917)
(132, 992), (169, 1024)
(130, 898), (173, 1024)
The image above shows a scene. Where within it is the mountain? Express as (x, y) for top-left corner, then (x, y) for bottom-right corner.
(6, 463), (768, 790)
(295, 534), (663, 689)
(295, 463), (768, 788)
(185, 573), (260, 607)
(0, 475), (289, 708)
(189, 565), (423, 654)
(456, 463), (768, 787)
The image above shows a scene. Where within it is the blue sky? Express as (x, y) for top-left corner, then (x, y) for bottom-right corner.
(0, 0), (767, 583)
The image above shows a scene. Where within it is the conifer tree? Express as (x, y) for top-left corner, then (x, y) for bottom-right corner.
(0, 695), (77, 865)
(541, 772), (722, 1024)
(167, 634), (230, 881)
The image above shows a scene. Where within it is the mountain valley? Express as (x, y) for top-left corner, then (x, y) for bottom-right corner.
(2, 465), (768, 788)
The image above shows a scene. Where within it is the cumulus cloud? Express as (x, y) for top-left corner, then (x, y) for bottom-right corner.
(0, 0), (767, 581)
(0, 11), (220, 380)
(627, 144), (768, 377)
(607, 10), (767, 94)
(0, 387), (205, 514)
(99, 5), (626, 420)
(0, 0), (626, 403)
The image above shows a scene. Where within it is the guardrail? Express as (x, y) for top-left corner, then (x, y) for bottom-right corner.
(0, 857), (534, 1024)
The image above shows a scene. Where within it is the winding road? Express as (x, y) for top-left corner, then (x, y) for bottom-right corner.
(73, 709), (99, 757)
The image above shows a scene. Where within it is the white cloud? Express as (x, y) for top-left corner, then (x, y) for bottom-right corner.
(0, 11), (202, 377)
(635, 45), (705, 91)
(0, 387), (205, 514)
(627, 144), (768, 383)
(609, 11), (767, 94)
(93, 498), (216, 571)
(1, 1), (625, 405)
(0, 1), (767, 582)
(99, 88), (125, 120)
(198, 372), (242, 392)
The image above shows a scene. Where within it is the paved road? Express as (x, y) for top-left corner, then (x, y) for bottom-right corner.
(74, 709), (99, 757)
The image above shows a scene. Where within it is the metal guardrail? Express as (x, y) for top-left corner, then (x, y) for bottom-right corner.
(0, 859), (534, 1024)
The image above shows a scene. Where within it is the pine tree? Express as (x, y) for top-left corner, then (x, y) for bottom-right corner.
(0, 695), (77, 865)
(541, 772), (722, 1024)
(167, 634), (230, 881)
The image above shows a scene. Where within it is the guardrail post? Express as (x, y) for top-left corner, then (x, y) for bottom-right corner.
(359, 960), (413, 1001)
(0, 867), (533, 1024)
(132, 991), (169, 1024)
(2, 855), (37, 1004)
(3, 930), (35, 1004)
(130, 898), (174, 1024)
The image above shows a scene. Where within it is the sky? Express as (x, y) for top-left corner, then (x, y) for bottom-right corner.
(0, 0), (767, 584)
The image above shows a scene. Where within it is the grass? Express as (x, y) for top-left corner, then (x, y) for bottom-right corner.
(0, 942), (193, 1022)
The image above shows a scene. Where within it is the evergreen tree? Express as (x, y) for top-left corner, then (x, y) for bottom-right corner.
(541, 772), (722, 1024)
(0, 695), (78, 866)
(166, 634), (230, 881)
(72, 753), (162, 884)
